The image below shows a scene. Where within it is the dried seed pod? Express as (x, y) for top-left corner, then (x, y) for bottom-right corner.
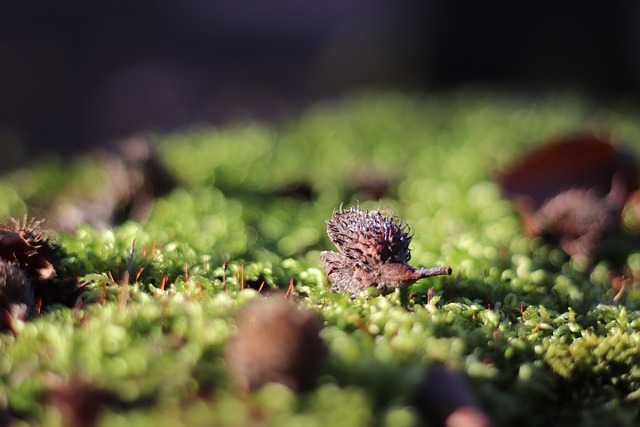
(0, 259), (33, 334)
(225, 297), (326, 393)
(320, 206), (451, 295)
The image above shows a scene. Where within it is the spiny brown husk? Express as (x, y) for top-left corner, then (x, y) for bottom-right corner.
(0, 216), (77, 309)
(0, 259), (33, 334)
(225, 297), (327, 393)
(0, 216), (58, 281)
(321, 206), (451, 295)
(326, 205), (412, 265)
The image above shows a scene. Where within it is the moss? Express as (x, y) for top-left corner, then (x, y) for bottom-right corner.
(2, 91), (640, 425)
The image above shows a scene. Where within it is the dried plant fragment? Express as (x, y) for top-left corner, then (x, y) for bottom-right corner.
(225, 297), (326, 393)
(320, 206), (451, 295)
(497, 134), (640, 257)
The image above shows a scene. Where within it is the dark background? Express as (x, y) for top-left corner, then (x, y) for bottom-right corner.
(2, 1), (640, 165)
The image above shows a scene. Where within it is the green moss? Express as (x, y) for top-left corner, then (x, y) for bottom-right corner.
(2, 91), (640, 426)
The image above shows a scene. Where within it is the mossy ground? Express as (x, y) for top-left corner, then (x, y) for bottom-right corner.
(3, 92), (640, 426)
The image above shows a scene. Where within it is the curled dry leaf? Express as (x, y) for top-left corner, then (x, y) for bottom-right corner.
(497, 134), (640, 257)
(320, 205), (451, 295)
(225, 297), (326, 393)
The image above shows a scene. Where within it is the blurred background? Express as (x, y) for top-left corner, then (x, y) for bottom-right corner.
(2, 0), (640, 167)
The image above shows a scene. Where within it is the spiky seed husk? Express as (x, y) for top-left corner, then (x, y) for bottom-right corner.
(0, 216), (80, 309)
(0, 216), (58, 281)
(0, 260), (33, 332)
(321, 206), (451, 295)
(325, 206), (412, 265)
(8, 217), (47, 248)
(12, 217), (65, 270)
(225, 297), (326, 393)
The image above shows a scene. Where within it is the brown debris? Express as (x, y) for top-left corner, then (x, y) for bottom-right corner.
(52, 137), (177, 231)
(225, 297), (326, 393)
(347, 167), (399, 200)
(44, 376), (121, 427)
(274, 182), (316, 201)
(320, 206), (451, 295)
(416, 365), (492, 427)
(107, 136), (177, 224)
(43, 375), (154, 427)
(497, 134), (640, 257)
(534, 188), (616, 258)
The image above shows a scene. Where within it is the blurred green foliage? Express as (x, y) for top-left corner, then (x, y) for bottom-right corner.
(2, 92), (640, 426)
